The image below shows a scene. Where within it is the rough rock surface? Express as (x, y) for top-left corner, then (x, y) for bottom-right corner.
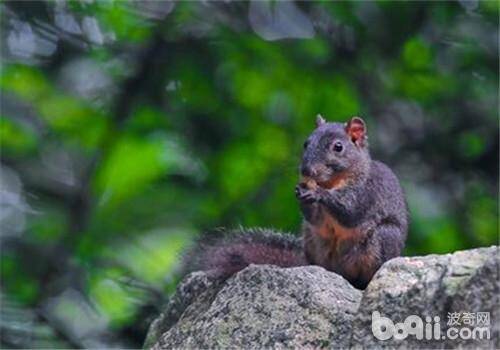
(352, 246), (499, 349)
(146, 246), (498, 349)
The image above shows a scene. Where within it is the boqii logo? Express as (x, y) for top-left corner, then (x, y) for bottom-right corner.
(372, 311), (491, 341)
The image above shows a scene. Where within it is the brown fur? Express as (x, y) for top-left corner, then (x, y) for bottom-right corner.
(303, 216), (380, 289)
(300, 171), (380, 286)
(301, 171), (350, 191)
(185, 228), (306, 279)
(319, 172), (350, 190)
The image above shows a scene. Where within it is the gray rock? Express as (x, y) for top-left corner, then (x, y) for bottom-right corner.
(351, 246), (499, 349)
(152, 265), (361, 349)
(146, 246), (499, 349)
(143, 271), (224, 349)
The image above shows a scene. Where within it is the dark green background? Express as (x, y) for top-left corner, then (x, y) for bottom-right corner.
(1, 1), (498, 348)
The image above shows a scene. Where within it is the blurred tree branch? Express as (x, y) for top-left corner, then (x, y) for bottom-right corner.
(2, 25), (176, 347)
(68, 30), (170, 235)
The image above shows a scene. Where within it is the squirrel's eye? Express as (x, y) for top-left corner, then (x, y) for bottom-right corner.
(333, 141), (343, 152)
(303, 140), (310, 149)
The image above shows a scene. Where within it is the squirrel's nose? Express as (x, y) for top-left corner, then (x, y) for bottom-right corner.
(301, 165), (317, 177)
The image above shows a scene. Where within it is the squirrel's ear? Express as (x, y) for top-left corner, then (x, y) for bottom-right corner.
(316, 114), (326, 127)
(345, 117), (367, 146)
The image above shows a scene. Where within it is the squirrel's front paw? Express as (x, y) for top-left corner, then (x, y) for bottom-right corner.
(295, 184), (319, 203)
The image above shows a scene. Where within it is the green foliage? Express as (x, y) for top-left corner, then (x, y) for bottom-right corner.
(1, 65), (50, 101)
(95, 135), (171, 206)
(0, 117), (38, 155)
(1, 254), (39, 304)
(403, 37), (433, 70)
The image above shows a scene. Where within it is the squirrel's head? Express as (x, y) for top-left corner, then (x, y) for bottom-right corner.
(301, 115), (370, 185)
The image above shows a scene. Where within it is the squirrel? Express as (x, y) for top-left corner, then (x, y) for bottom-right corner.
(296, 115), (408, 289)
(186, 116), (408, 289)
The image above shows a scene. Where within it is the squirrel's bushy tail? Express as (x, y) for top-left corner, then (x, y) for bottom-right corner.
(183, 227), (307, 278)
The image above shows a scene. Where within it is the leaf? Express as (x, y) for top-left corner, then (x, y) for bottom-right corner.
(94, 133), (202, 207)
(0, 116), (38, 155)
